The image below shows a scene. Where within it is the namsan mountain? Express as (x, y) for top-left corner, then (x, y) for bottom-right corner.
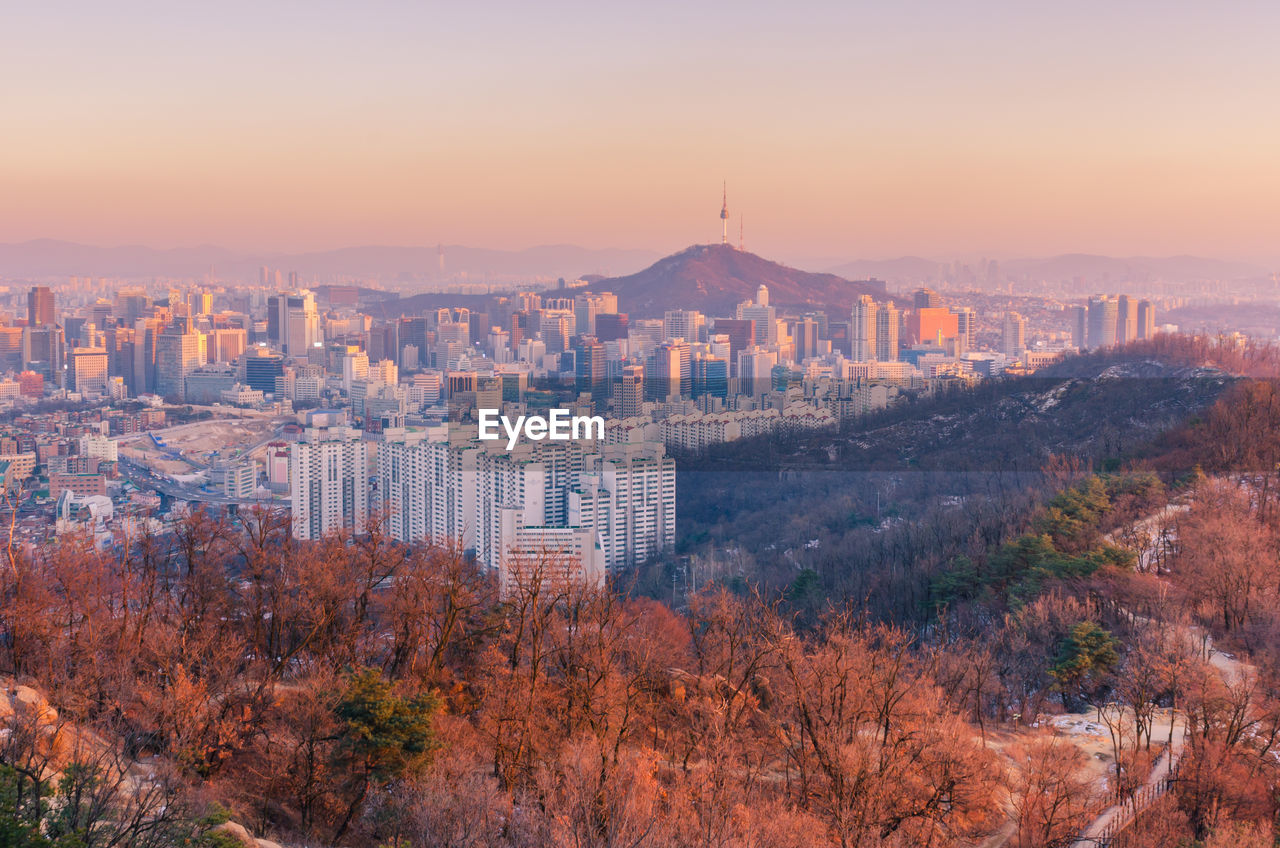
(578, 243), (894, 317)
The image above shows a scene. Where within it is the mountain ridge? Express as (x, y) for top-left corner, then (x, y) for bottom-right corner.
(0, 239), (659, 281)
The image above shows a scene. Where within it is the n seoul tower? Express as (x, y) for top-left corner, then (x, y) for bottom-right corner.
(720, 182), (729, 245)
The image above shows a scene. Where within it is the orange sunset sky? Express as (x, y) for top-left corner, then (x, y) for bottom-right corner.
(3, 1), (1280, 264)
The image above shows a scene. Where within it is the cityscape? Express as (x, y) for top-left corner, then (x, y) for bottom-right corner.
(3, 2), (1280, 848)
(2, 240), (1168, 581)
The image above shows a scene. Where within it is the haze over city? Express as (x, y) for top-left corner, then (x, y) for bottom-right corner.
(5, 1), (1280, 264)
(6, 4), (1280, 848)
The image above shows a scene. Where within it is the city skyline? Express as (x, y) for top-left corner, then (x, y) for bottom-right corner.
(5, 2), (1280, 263)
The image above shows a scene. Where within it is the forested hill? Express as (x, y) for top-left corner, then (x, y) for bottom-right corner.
(683, 352), (1233, 477)
(664, 340), (1242, 618)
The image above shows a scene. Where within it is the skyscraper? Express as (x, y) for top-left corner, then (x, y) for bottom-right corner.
(573, 292), (615, 337)
(913, 288), (941, 309)
(1002, 312), (1027, 358)
(27, 286), (55, 328)
(69, 347), (109, 396)
(793, 316), (820, 361)
(155, 326), (200, 400)
(663, 309), (705, 344)
(1086, 296), (1119, 349)
(574, 336), (607, 407)
(22, 325), (64, 376)
(1117, 295), (1138, 345)
(692, 354), (728, 400)
(618, 363), (644, 417)
(711, 319), (754, 367)
(648, 340), (690, 401)
(850, 295), (878, 362)
(1070, 306), (1087, 350)
(284, 290), (321, 357)
(1137, 300), (1156, 340)
(245, 348), (286, 394)
(875, 302), (899, 362)
(951, 306), (976, 351)
(736, 346), (778, 396)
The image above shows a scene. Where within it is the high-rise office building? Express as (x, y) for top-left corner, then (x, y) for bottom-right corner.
(648, 340), (690, 401)
(27, 286), (55, 328)
(1117, 295), (1138, 345)
(540, 311), (575, 355)
(21, 325), (64, 377)
(618, 363), (645, 417)
(908, 307), (960, 346)
(283, 290), (321, 357)
(1137, 300), (1156, 340)
(736, 285), (776, 346)
(155, 328), (200, 400)
(1070, 306), (1087, 350)
(573, 292), (615, 337)
(594, 313), (629, 343)
(245, 348), (286, 394)
(114, 290), (151, 325)
(68, 348), (109, 396)
(952, 306), (976, 351)
(663, 309), (706, 344)
(1086, 296), (1119, 349)
(266, 294), (283, 344)
(793, 316), (820, 361)
(207, 328), (248, 364)
(736, 346), (778, 396)
(913, 288), (941, 309)
(692, 354), (729, 399)
(0, 327), (23, 372)
(574, 336), (607, 406)
(342, 351), (370, 392)
(711, 319), (754, 368)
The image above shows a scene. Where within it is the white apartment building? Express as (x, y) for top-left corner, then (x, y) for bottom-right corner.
(79, 434), (118, 463)
(378, 434), (477, 550)
(379, 433), (674, 574)
(290, 425), (370, 540)
(497, 511), (605, 598)
(570, 445), (676, 571)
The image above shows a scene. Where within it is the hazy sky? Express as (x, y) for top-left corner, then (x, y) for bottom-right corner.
(4, 1), (1280, 264)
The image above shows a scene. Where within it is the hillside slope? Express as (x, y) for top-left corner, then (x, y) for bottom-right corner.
(583, 243), (894, 316)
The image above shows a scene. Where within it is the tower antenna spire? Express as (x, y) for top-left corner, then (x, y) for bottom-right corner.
(739, 215), (744, 251)
(720, 181), (729, 245)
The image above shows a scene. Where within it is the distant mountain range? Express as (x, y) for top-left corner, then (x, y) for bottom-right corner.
(1000, 253), (1266, 282)
(0, 239), (659, 281)
(581, 244), (893, 317)
(825, 253), (1267, 284)
(0, 239), (1267, 292)
(824, 256), (947, 282)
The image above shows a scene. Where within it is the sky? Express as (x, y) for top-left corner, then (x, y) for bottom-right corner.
(3, 0), (1280, 265)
